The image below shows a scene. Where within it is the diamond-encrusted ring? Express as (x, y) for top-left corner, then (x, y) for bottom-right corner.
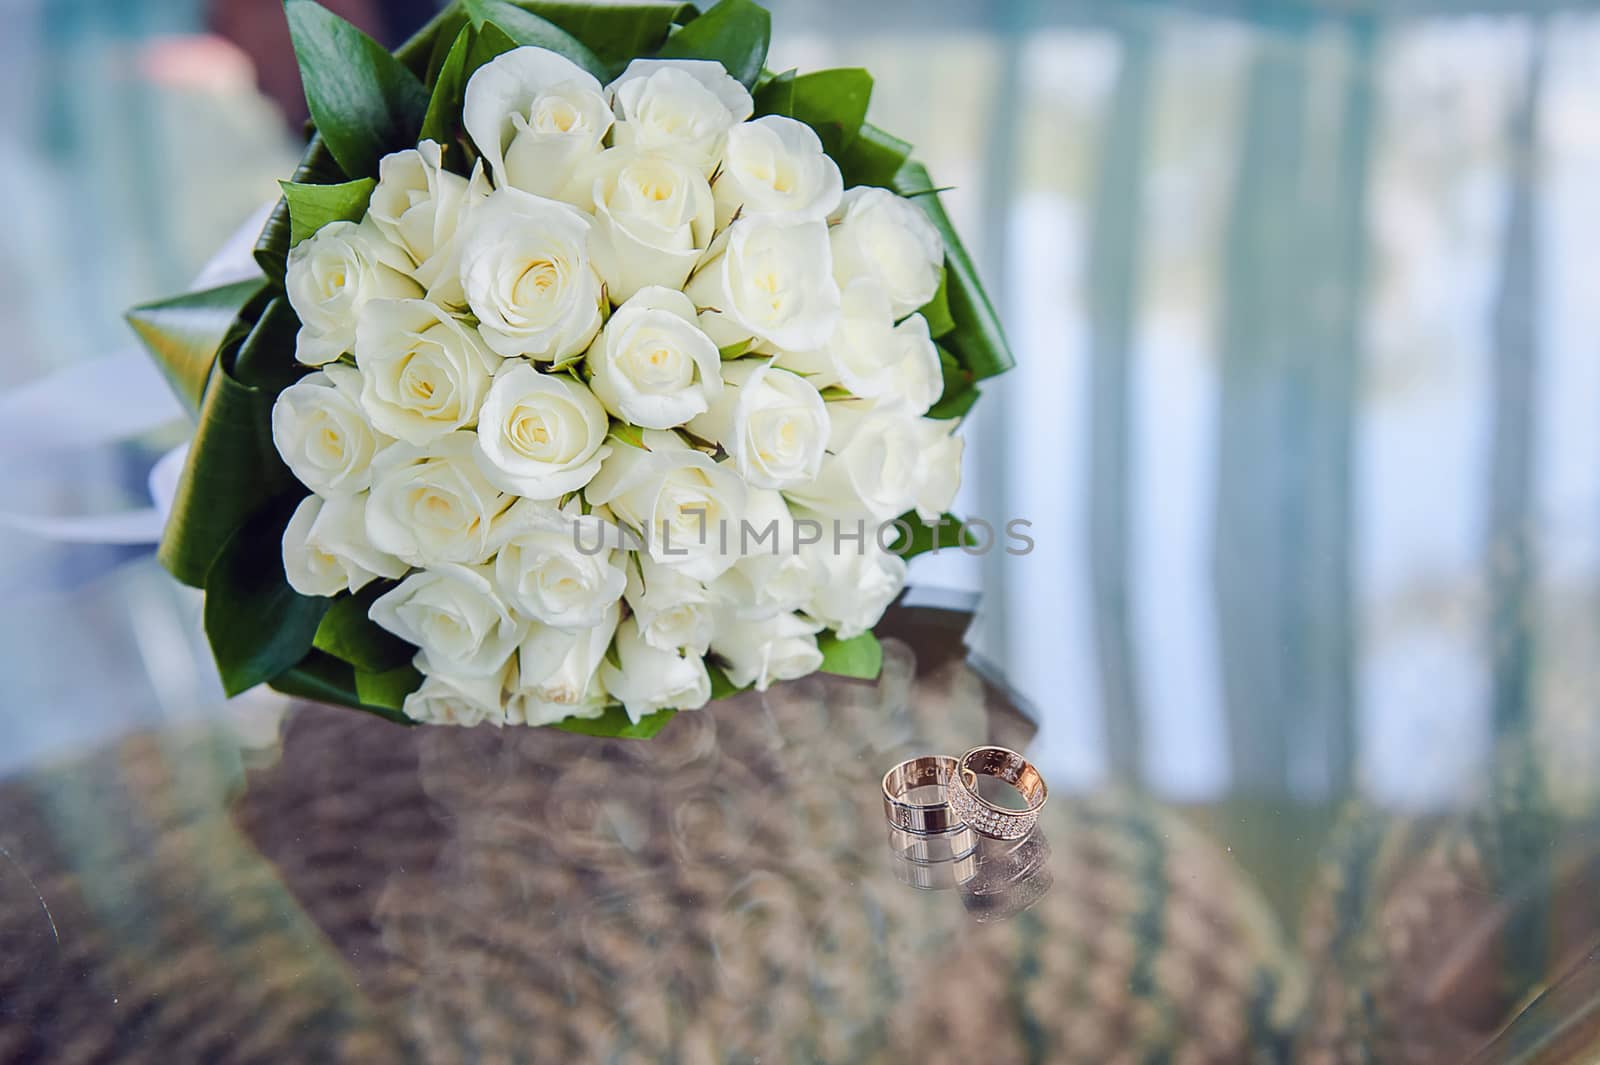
(881, 756), (964, 835)
(946, 746), (1048, 841)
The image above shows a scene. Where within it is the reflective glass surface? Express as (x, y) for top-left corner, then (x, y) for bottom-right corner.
(6, 0), (1600, 1061)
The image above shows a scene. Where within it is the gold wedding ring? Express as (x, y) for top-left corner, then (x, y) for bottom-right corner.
(881, 755), (964, 835)
(945, 746), (1048, 840)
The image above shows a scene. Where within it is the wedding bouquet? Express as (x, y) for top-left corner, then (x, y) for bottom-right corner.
(128, 0), (1012, 736)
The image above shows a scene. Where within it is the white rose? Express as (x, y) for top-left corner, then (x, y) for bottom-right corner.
(712, 115), (842, 228)
(686, 217), (839, 353)
(353, 298), (496, 445)
(458, 187), (604, 361)
(366, 432), (511, 566)
(777, 280), (942, 415)
(829, 186), (944, 318)
(625, 553), (719, 654)
(711, 488), (817, 620)
(599, 616), (711, 721)
(371, 563), (528, 677)
(710, 610), (824, 692)
(587, 286), (722, 429)
(463, 46), (611, 200)
(473, 363), (610, 498)
(584, 148), (715, 302)
(607, 59), (753, 173)
(584, 429), (746, 582)
(783, 407), (963, 523)
(802, 538), (906, 639)
(282, 493), (408, 597)
(272, 364), (388, 496)
(508, 603), (619, 725)
(494, 499), (626, 629)
(403, 665), (508, 727)
(286, 218), (421, 366)
(686, 359), (827, 490)
(368, 140), (489, 307)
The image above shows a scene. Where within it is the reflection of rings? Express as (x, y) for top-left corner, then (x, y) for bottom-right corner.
(946, 746), (1047, 840)
(885, 820), (977, 863)
(958, 830), (1053, 922)
(888, 848), (978, 891)
(881, 756), (964, 834)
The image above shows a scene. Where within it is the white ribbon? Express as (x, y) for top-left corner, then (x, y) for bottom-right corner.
(0, 204), (271, 545)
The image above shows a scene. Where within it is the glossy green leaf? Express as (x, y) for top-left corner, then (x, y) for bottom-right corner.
(204, 498), (331, 696)
(918, 266), (956, 337)
(554, 705), (678, 739)
(313, 583), (415, 673)
(422, 9), (472, 83)
(420, 26), (472, 145)
(355, 662), (425, 711)
(270, 650), (415, 725)
(157, 306), (299, 588)
(286, 0), (430, 178)
(751, 67), (794, 114)
(894, 161), (1014, 381)
(888, 511), (975, 559)
(765, 67), (872, 159)
(125, 278), (265, 415)
(513, 1), (695, 73)
(463, 0), (607, 80)
(926, 380), (979, 422)
(233, 296), (305, 395)
(655, 0), (769, 87)
(837, 122), (911, 189)
(707, 662), (747, 701)
(281, 177), (376, 245)
(817, 631), (883, 679)
(398, 3), (472, 72)
(255, 137), (342, 286)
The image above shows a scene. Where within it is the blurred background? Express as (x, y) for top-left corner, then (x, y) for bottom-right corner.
(2, 0), (1597, 817)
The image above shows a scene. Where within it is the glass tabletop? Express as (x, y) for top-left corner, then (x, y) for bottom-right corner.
(1, 602), (1595, 1064)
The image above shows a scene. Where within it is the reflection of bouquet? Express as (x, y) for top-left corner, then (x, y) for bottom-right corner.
(128, 0), (1012, 735)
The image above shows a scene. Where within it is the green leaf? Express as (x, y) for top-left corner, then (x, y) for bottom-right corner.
(837, 122), (911, 189)
(286, 0), (430, 178)
(233, 296), (305, 395)
(204, 497), (332, 697)
(894, 161), (1014, 380)
(717, 338), (756, 360)
(255, 137), (342, 286)
(270, 650), (415, 725)
(817, 631), (883, 680)
(918, 266), (956, 338)
(608, 421), (647, 449)
(751, 67), (794, 115)
(554, 705), (678, 739)
(422, 10), (472, 84)
(157, 303), (299, 587)
(126, 278), (265, 415)
(656, 0), (769, 87)
(761, 67), (872, 159)
(280, 177), (376, 245)
(420, 26), (472, 146)
(313, 583), (415, 673)
(926, 381), (979, 422)
(925, 346), (976, 422)
(511, 2), (695, 74)
(356, 662), (425, 711)
(462, 0), (607, 80)
(708, 663), (747, 701)
(890, 511), (977, 559)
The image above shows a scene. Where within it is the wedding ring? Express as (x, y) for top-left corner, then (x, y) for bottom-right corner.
(881, 755), (963, 834)
(946, 746), (1047, 840)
